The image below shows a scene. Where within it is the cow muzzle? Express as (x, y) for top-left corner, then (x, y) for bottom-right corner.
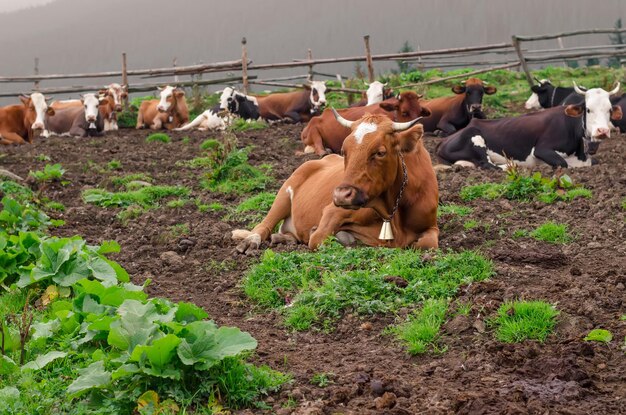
(114, 104), (123, 112)
(157, 106), (167, 113)
(86, 116), (97, 123)
(333, 185), (367, 209)
(469, 104), (482, 113)
(31, 122), (45, 131)
(592, 128), (610, 141)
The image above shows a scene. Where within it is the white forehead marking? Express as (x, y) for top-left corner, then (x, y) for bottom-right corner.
(471, 135), (486, 148)
(353, 122), (377, 144)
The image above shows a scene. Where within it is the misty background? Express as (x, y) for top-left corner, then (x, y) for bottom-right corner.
(0, 0), (625, 104)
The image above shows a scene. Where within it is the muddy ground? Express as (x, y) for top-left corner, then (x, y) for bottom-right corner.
(1, 125), (625, 414)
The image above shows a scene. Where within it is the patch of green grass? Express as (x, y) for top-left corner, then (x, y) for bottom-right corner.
(82, 185), (190, 209)
(463, 219), (479, 231)
(200, 138), (221, 151)
(209, 202), (225, 211)
(107, 160), (122, 170)
(229, 118), (268, 132)
(44, 201), (65, 212)
(512, 229), (528, 239)
(146, 133), (171, 143)
(530, 222), (573, 244)
(35, 154), (51, 162)
(438, 204), (472, 217)
(491, 300), (559, 343)
(226, 192), (275, 223)
(244, 242), (493, 332)
(110, 173), (153, 188)
(166, 198), (187, 209)
(390, 298), (449, 355)
(181, 136), (191, 144)
(169, 223), (190, 238)
(622, 198), (626, 211)
(201, 147), (272, 195)
(116, 204), (144, 224)
(310, 373), (334, 388)
(454, 301), (472, 316)
(461, 171), (592, 204)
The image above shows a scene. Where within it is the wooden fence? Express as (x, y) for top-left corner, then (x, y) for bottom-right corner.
(1, 28), (625, 101)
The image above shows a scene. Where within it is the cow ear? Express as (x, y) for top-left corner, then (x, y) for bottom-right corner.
(420, 107), (432, 117)
(175, 89), (186, 97)
(121, 92), (128, 98)
(379, 100), (398, 112)
(484, 86), (497, 95)
(564, 104), (584, 117)
(394, 123), (424, 153)
(98, 88), (107, 96)
(19, 96), (29, 106)
(452, 85), (466, 94)
(46, 107), (55, 116)
(303, 84), (312, 90)
(611, 105), (623, 121)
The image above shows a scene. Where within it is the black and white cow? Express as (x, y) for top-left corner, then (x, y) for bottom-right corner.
(438, 84), (622, 169)
(524, 79), (575, 110)
(218, 87), (260, 120)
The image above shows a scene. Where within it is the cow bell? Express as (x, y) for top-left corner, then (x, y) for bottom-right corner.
(378, 220), (394, 240)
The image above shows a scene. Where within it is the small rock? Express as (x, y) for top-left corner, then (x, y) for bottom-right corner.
(383, 275), (409, 288)
(597, 363), (606, 370)
(570, 267), (582, 276)
(370, 379), (385, 397)
(586, 242), (602, 249)
(360, 322), (373, 331)
(473, 319), (486, 333)
(160, 251), (183, 268)
(616, 283), (625, 290)
(374, 392), (397, 410)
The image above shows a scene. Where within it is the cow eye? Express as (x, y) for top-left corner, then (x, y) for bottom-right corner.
(586, 108), (590, 114)
(402, 112), (409, 117)
(375, 150), (387, 158)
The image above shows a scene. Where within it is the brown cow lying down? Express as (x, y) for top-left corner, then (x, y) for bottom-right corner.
(420, 78), (496, 136)
(136, 86), (189, 130)
(232, 112), (439, 253)
(254, 81), (327, 123)
(300, 91), (431, 156)
(0, 93), (53, 145)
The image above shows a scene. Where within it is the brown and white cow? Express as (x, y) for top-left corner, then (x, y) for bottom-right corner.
(0, 92), (54, 145)
(97, 83), (127, 131)
(232, 112), (439, 253)
(254, 81), (327, 123)
(300, 91), (431, 156)
(136, 86), (189, 130)
(47, 93), (107, 137)
(420, 78), (497, 136)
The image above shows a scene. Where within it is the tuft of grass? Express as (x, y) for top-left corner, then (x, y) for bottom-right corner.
(390, 298), (449, 355)
(229, 118), (268, 132)
(44, 201), (65, 212)
(35, 154), (51, 162)
(83, 185), (190, 216)
(463, 219), (479, 231)
(200, 147), (272, 195)
(492, 300), (559, 343)
(438, 204), (472, 217)
(512, 229), (528, 239)
(200, 138), (221, 151)
(621, 197), (626, 211)
(181, 136), (191, 144)
(310, 373), (334, 388)
(530, 222), (573, 244)
(244, 242), (493, 331)
(166, 198), (187, 209)
(226, 192), (275, 223)
(146, 133), (171, 143)
(460, 183), (506, 201)
(110, 173), (153, 188)
(107, 159), (122, 170)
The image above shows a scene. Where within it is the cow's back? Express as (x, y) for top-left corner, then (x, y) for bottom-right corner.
(420, 95), (463, 132)
(47, 106), (83, 134)
(256, 91), (307, 119)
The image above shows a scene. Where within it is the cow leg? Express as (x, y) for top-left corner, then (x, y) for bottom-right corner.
(308, 205), (352, 250)
(436, 119), (458, 137)
(534, 147), (568, 168)
(70, 125), (87, 137)
(284, 111), (302, 123)
(135, 112), (145, 129)
(0, 132), (26, 145)
(232, 184), (294, 254)
(412, 227), (439, 250)
(151, 118), (163, 130)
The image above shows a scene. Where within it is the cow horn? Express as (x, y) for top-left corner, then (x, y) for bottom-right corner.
(533, 77), (543, 85)
(391, 117), (423, 132)
(331, 108), (354, 129)
(573, 81), (587, 96)
(609, 82), (621, 95)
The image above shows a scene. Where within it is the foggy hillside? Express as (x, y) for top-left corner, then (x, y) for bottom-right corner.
(0, 0), (624, 101)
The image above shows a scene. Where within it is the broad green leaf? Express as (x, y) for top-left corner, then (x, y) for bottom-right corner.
(87, 257), (117, 286)
(130, 334), (181, 369)
(177, 322), (256, 369)
(3, 327), (20, 352)
(111, 363), (139, 380)
(100, 286), (147, 307)
(175, 302), (209, 323)
(31, 319), (61, 340)
(106, 259), (129, 283)
(0, 386), (20, 402)
(87, 315), (116, 331)
(22, 351), (68, 371)
(78, 294), (106, 315)
(67, 361), (111, 397)
(107, 300), (159, 353)
(584, 329), (613, 343)
(0, 355), (18, 375)
(50, 300), (73, 314)
(97, 240), (120, 255)
(52, 256), (90, 287)
(76, 279), (106, 297)
(140, 365), (182, 380)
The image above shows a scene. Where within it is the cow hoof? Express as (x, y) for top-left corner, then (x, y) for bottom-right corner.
(231, 229), (252, 240)
(270, 233), (297, 245)
(236, 234), (262, 254)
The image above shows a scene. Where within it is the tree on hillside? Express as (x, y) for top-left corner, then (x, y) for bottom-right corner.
(396, 41), (416, 74)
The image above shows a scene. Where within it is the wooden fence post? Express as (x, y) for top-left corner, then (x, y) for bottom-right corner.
(512, 35), (533, 87)
(241, 37), (249, 94)
(34, 58), (39, 91)
(364, 35), (375, 82)
(122, 52), (128, 109)
(307, 49), (314, 82)
(173, 57), (178, 83)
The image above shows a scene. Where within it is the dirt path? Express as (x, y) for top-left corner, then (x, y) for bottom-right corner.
(1, 126), (625, 414)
